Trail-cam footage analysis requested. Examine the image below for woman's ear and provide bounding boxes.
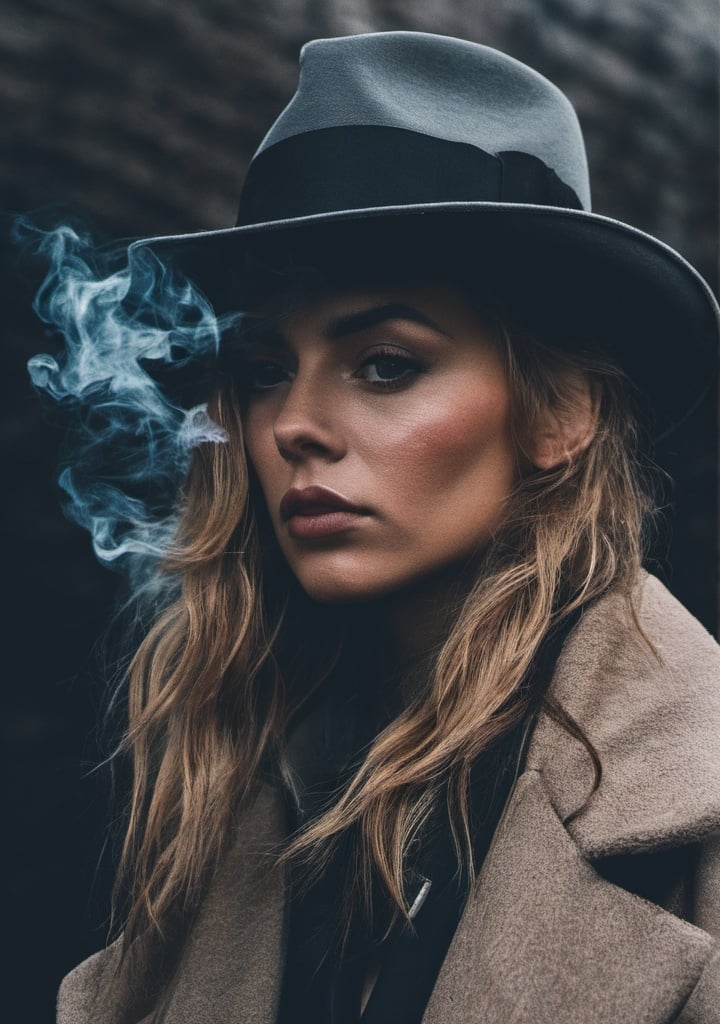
[526,371,600,471]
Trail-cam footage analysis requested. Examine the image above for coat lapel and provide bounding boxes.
[422,769,715,1024]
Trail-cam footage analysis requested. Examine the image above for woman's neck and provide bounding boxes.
[363,556,482,712]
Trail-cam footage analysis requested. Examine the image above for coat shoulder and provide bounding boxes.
[634,572,720,683]
[566,571,720,702]
[55,783,284,1024]
[57,940,125,1024]
[549,570,720,728]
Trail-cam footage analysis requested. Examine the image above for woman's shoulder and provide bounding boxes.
[57,939,129,1024]
[554,569,719,717]
[582,569,717,670]
[622,569,718,671]
[528,571,720,859]
[56,782,284,1024]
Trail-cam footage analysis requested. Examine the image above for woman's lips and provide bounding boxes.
[279,486,371,539]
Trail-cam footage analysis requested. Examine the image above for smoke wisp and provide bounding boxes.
[21,220,234,595]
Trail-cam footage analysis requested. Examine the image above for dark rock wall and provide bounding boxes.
[2,2,717,1021]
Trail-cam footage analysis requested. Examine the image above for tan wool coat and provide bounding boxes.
[58,573,720,1023]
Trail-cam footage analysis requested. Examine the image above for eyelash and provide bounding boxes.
[241,360,290,392]
[241,347,425,393]
[354,347,425,390]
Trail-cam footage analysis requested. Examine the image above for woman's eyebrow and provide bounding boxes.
[229,302,450,349]
[325,303,450,338]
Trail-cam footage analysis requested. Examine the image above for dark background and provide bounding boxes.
[2,1,718,1022]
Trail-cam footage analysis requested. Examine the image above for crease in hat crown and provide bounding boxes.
[254,31,591,212]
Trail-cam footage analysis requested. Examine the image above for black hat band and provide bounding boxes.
[235,125,582,227]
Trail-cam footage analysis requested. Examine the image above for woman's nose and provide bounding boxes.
[272,373,346,463]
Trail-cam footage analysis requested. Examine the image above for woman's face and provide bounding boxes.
[240,283,519,603]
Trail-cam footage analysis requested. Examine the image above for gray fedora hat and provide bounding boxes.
[129,30,718,432]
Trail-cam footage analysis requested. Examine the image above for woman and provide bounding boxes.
[55,31,720,1024]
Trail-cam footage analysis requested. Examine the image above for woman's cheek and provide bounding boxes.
[360,388,514,494]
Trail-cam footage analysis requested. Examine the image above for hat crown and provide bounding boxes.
[255,31,591,212]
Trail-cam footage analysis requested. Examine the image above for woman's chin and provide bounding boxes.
[298,575,398,605]
[290,562,414,605]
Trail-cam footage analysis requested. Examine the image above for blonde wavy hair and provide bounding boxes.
[110,298,655,1011]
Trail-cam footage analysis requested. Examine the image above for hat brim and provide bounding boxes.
[128,202,719,438]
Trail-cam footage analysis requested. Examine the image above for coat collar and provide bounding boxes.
[129,574,720,1024]
[525,571,720,859]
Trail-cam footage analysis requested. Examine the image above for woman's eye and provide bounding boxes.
[355,352,423,387]
[242,360,293,391]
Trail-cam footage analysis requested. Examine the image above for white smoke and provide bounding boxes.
[21,220,234,590]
